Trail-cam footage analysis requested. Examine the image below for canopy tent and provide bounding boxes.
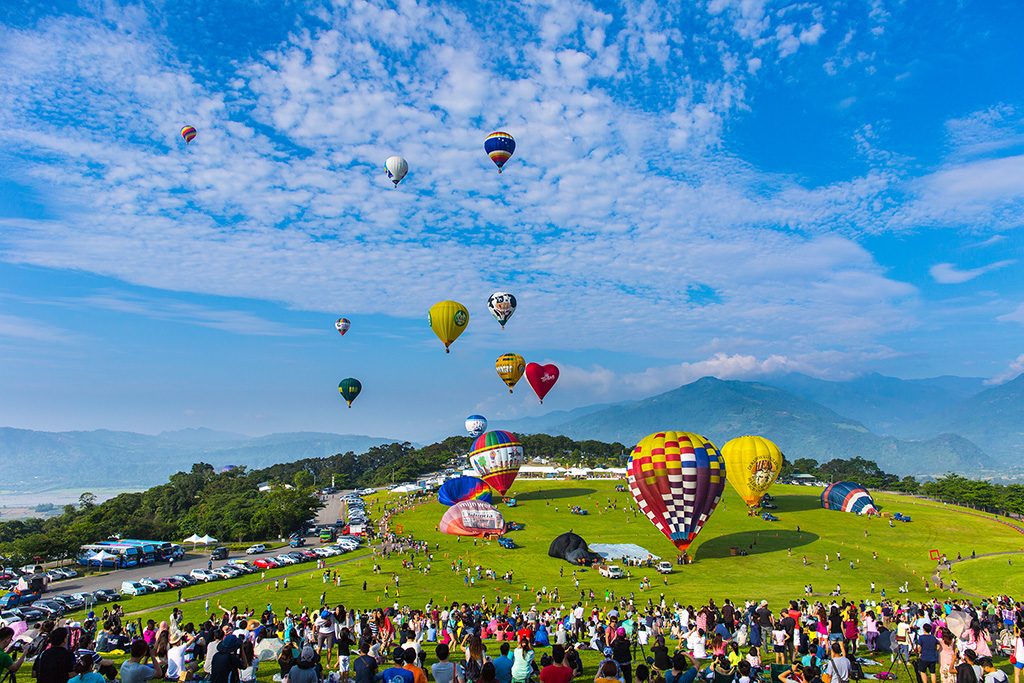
[197,534,218,544]
[85,550,120,567]
[183,534,202,543]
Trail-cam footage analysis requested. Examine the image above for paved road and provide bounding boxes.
[42,547,281,597]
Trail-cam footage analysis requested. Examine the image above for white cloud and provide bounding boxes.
[929,260,1015,284]
[997,303,1024,324]
[0,314,70,343]
[986,353,1024,385]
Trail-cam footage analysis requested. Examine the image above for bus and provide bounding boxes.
[118,539,181,561]
[78,543,143,568]
[99,540,156,564]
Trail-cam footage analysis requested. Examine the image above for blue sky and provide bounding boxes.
[2,0,1023,441]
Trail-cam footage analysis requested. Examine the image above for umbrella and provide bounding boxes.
[946,611,969,638]
[8,620,28,638]
[254,638,284,662]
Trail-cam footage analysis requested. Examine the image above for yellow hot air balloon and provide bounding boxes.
[721,435,784,508]
[428,300,469,353]
[495,353,525,393]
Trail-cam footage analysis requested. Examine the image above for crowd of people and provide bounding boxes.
[4,589,1023,683]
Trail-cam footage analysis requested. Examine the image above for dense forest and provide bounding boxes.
[4,434,1023,565]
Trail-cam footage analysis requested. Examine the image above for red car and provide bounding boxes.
[253,558,280,569]
[300,550,318,560]
[160,578,183,589]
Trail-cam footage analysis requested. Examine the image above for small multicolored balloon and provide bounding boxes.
[484,132,515,173]
[335,318,351,336]
[180,125,197,144]
[487,292,517,329]
[466,415,488,437]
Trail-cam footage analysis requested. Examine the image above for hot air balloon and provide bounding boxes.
[438,476,493,506]
[385,156,408,187]
[495,353,525,393]
[484,132,515,173]
[180,126,197,144]
[428,300,469,353]
[438,500,505,537]
[627,431,726,552]
[469,430,525,496]
[487,292,517,329]
[721,436,784,508]
[821,482,878,515]
[466,415,488,437]
[525,362,559,404]
[338,378,361,407]
[335,318,351,336]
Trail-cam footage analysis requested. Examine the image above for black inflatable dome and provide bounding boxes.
[548,531,604,565]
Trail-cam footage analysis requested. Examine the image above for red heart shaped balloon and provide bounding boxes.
[525,362,559,404]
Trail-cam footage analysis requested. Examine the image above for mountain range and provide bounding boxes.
[3,372,1023,492]
[0,428,399,492]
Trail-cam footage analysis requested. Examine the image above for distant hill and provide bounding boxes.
[493,402,625,435]
[906,373,1024,466]
[0,428,399,492]
[531,377,995,476]
[768,372,986,436]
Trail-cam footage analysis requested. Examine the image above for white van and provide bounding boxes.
[120,581,148,596]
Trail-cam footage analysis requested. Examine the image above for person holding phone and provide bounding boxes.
[1,626,28,683]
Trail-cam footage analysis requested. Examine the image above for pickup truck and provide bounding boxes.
[599,565,625,579]
[0,591,41,609]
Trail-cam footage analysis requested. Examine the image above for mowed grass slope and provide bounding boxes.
[118,481,1024,626]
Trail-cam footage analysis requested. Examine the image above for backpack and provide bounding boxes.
[464,657,481,683]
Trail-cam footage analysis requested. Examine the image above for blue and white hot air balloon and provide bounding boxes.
[465,415,488,437]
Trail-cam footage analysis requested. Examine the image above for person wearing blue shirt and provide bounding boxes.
[381,649,415,683]
[493,643,514,683]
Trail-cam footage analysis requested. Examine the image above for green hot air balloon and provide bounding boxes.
[338,378,362,408]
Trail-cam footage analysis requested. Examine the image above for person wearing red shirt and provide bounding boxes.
[540,645,574,683]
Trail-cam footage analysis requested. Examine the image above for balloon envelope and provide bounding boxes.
[627,431,726,551]
[487,292,517,328]
[438,476,493,506]
[335,318,351,336]
[438,500,505,537]
[821,481,878,515]
[338,378,362,407]
[385,156,408,186]
[469,430,525,496]
[180,125,196,144]
[721,435,784,507]
[484,132,515,172]
[465,415,488,437]
[495,353,525,392]
[525,362,559,404]
[428,300,469,352]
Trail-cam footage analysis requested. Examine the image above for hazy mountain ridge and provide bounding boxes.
[0,428,399,492]
[514,377,999,476]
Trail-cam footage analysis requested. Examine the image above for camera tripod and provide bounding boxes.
[885,647,917,681]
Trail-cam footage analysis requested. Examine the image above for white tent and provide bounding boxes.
[183,533,202,544]
[198,535,217,544]
[88,550,119,565]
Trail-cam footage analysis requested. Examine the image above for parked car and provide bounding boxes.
[253,558,279,569]
[50,568,78,579]
[656,561,673,574]
[29,600,64,617]
[51,594,85,610]
[497,538,515,549]
[70,592,96,605]
[10,607,47,623]
[120,581,148,596]
[172,574,197,586]
[139,578,165,592]
[159,577,183,589]
[92,589,121,602]
[275,555,298,565]
[210,547,229,561]
[212,568,237,579]
[246,544,266,555]
[189,569,217,582]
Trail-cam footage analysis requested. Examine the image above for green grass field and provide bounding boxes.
[101,481,1024,628]
[64,480,1024,682]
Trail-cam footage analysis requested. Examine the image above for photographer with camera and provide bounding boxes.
[1,626,28,683]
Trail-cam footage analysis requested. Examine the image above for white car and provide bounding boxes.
[245,544,266,555]
[656,561,673,574]
[190,569,217,582]
[212,568,238,579]
[275,555,297,565]
[120,581,148,596]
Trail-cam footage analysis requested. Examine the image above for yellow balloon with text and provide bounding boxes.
[428,300,469,353]
[721,435,784,508]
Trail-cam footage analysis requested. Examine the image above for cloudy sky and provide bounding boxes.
[1,0,1023,441]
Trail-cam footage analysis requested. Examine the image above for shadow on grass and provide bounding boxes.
[773,494,829,513]
[513,487,597,501]
[695,529,820,560]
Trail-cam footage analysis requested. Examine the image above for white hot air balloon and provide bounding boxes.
[385,156,409,187]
